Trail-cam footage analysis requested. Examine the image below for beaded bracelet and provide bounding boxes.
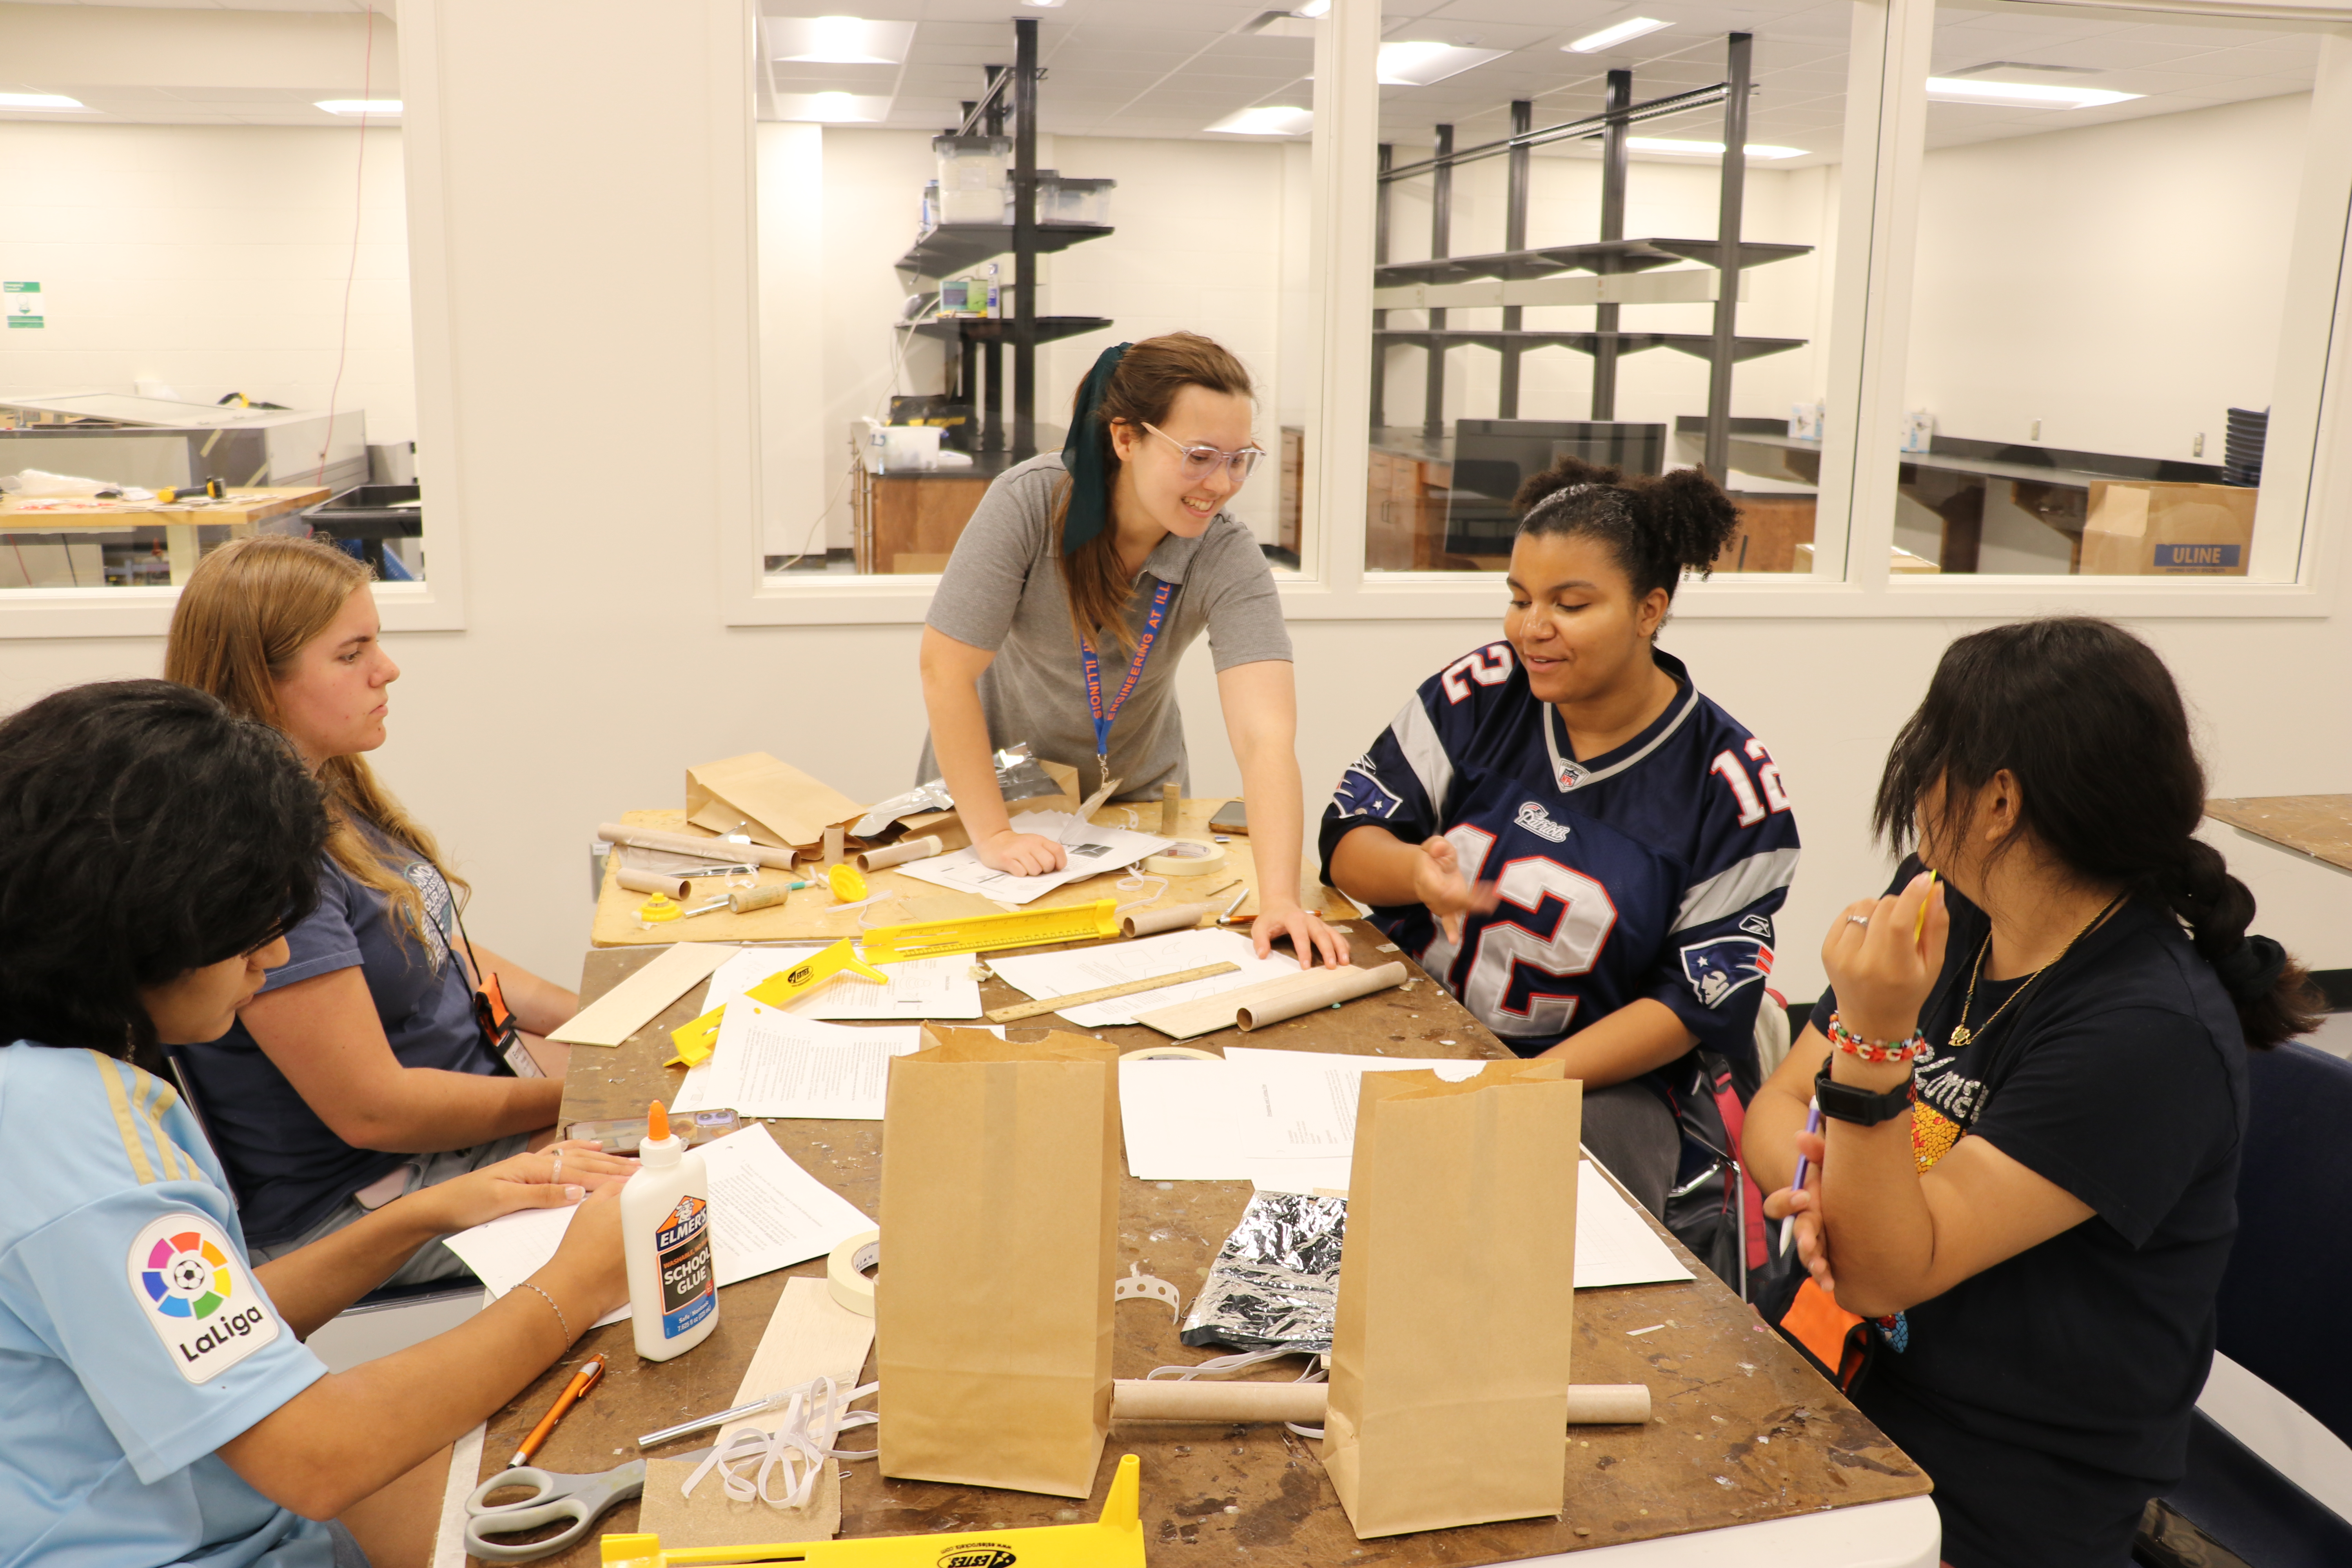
[1826,1012,1929,1065]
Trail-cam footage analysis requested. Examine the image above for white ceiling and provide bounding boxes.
[759,0,2322,166]
[0,2,398,127]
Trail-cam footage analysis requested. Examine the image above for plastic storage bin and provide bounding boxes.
[934,135,1011,225]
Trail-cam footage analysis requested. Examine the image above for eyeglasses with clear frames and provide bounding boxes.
[1138,422,1267,484]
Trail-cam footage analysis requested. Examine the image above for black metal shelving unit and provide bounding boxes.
[1373,34,1808,481]
[885,20,1112,461]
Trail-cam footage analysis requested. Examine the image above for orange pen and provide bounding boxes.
[510,1352,606,1469]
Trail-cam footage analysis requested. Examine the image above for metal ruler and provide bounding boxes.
[861,898,1122,963]
[985,961,1241,1024]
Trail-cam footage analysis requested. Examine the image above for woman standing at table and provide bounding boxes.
[918,332,1345,967]
[164,535,580,1282]
[1320,457,1798,1218]
[1754,618,2319,1565]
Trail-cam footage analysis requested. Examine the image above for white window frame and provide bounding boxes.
[703,0,2345,628]
[0,0,470,641]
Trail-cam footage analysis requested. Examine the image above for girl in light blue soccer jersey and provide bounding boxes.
[0,681,633,1568]
[1323,459,1799,1221]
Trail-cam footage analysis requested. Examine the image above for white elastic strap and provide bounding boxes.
[1115,863,1169,915]
[681,1376,881,1510]
[1145,1348,1321,1382]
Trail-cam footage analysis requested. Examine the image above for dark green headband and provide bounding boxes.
[1060,341,1133,555]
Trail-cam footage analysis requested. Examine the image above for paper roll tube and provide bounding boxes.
[729,882,794,914]
[1234,962,1410,1031]
[856,835,943,873]
[1111,1380,1647,1426]
[598,821,797,871]
[614,868,691,900]
[1120,903,1216,939]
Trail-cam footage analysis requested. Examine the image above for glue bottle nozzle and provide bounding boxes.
[647,1101,670,1143]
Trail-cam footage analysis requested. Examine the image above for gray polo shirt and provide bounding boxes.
[920,453,1292,801]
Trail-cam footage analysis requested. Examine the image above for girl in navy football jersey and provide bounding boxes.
[1321,459,1799,1216]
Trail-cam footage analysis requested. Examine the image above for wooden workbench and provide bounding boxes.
[459,927,1927,1564]
[0,485,328,586]
[2205,795,2352,876]
[590,804,1357,947]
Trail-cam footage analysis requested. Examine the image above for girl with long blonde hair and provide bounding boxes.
[165,534,579,1281]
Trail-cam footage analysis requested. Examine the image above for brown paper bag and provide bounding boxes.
[1322,1059,1582,1538]
[876,1025,1121,1498]
[686,752,866,851]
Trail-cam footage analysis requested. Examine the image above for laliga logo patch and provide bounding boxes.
[1679,936,1772,1010]
[126,1213,278,1384]
[937,1545,1018,1568]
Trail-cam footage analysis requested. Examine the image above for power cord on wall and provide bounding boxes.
[314,4,378,487]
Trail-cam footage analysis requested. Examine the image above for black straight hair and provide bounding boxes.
[0,680,328,1066]
[1511,456,1742,609]
[1873,617,2319,1050]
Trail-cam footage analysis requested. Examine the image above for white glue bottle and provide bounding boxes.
[621,1100,717,1360]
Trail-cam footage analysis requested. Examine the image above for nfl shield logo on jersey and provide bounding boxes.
[1556,759,1590,790]
[1679,935,1773,1009]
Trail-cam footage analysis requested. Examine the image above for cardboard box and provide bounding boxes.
[2081,481,2254,576]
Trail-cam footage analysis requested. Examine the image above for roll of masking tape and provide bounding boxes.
[1143,839,1227,877]
[828,1228,880,1317]
[1120,1045,1222,1062]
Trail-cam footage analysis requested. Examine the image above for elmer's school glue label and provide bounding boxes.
[621,1101,717,1360]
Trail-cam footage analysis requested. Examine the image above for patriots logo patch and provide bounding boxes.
[1332,755,1402,820]
[1680,936,1773,1010]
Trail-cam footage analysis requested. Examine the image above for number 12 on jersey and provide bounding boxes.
[1710,739,1792,829]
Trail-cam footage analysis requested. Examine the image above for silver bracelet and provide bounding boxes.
[515,1281,570,1341]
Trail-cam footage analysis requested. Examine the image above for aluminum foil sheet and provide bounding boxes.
[1179,1191,1349,1353]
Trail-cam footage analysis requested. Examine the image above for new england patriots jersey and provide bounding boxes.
[1318,644,1800,1069]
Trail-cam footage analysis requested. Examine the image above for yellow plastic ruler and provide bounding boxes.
[665,939,887,1065]
[601,1454,1144,1567]
[860,898,1122,963]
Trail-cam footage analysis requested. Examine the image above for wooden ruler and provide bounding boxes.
[985,961,1241,1024]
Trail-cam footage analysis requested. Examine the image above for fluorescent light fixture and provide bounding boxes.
[1566,17,1671,54]
[0,92,87,111]
[1206,105,1314,136]
[769,15,916,65]
[1378,42,1509,87]
[1627,136,1806,159]
[775,91,889,123]
[316,100,402,116]
[1292,0,1331,14]
[1018,0,1065,7]
[1924,77,2139,110]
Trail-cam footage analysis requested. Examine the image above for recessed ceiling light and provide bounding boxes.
[1206,105,1314,136]
[1377,42,1508,87]
[316,100,402,116]
[776,91,888,123]
[1626,136,1806,159]
[0,92,87,111]
[1565,18,1671,54]
[1924,77,2140,110]
[770,16,917,66]
[1018,0,1065,7]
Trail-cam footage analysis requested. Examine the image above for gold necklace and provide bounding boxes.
[1946,895,2123,1051]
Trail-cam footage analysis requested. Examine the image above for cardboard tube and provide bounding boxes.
[1121,903,1216,939]
[1234,962,1410,1031]
[857,835,942,873]
[1111,1380,1647,1426]
[822,826,845,869]
[598,821,796,871]
[1161,783,1181,835]
[730,882,795,914]
[614,868,691,900]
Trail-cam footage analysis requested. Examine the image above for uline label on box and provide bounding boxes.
[2154,543,2241,571]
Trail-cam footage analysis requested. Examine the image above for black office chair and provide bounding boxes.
[2137,1040,2352,1566]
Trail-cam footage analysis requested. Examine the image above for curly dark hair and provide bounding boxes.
[0,679,328,1063]
[1874,617,2320,1051]
[1511,456,1742,607]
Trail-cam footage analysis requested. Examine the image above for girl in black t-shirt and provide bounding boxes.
[1746,617,2321,1568]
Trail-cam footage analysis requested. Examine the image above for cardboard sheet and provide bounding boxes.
[545,942,734,1046]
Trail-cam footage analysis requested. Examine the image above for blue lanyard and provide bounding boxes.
[1078,580,1176,777]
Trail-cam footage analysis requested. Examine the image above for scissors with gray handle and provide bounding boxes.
[463,1446,713,1562]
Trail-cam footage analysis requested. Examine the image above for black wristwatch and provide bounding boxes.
[1814,1056,1916,1127]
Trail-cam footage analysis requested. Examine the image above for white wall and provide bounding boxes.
[1906,92,2309,461]
[0,0,2343,1008]
[0,121,416,443]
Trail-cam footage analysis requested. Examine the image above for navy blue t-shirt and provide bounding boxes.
[1808,865,2248,1567]
[1318,644,1800,1076]
[181,835,499,1247]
